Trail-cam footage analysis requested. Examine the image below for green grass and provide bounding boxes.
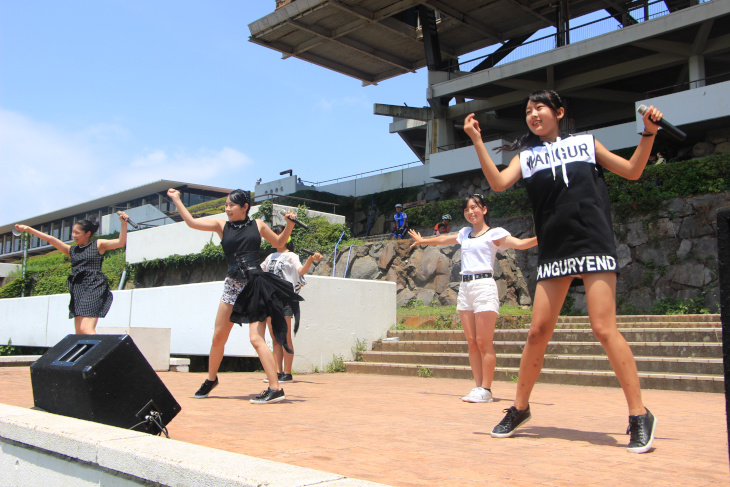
[397,303,531,317]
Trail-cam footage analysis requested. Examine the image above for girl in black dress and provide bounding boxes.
[464,90,663,453]
[14,213,130,334]
[168,188,299,404]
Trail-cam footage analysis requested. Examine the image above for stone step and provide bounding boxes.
[344,362,724,393]
[557,314,721,323]
[552,321,721,329]
[387,328,722,343]
[360,351,724,375]
[374,340,723,358]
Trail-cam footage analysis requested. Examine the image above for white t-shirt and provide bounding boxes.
[456,227,511,275]
[261,251,306,293]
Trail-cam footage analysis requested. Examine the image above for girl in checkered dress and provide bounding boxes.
[14,213,130,334]
[409,195,537,404]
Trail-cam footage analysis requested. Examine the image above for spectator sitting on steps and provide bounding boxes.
[392,203,408,239]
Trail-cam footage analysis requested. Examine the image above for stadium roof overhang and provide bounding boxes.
[248,0,613,85]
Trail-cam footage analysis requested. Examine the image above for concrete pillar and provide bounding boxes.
[689,54,705,89]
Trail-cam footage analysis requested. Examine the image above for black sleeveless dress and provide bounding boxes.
[520,134,618,281]
[67,241,113,318]
[223,219,302,352]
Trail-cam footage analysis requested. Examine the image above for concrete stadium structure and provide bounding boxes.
[251,0,730,198]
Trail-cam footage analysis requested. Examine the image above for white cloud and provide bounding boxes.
[0,109,252,225]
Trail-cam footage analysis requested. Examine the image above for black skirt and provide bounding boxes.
[230,268,303,353]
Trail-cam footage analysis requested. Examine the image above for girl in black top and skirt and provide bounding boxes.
[464,90,663,453]
[14,213,130,334]
[168,188,300,404]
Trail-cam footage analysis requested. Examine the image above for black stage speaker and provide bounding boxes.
[30,334,181,435]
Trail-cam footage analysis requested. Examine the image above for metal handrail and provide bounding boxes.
[451,0,677,74]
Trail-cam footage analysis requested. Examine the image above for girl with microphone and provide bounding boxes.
[464,90,662,452]
[260,226,322,383]
[409,195,537,404]
[13,212,130,334]
[167,188,300,404]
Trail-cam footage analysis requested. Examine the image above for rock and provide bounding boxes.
[396,289,417,307]
[666,262,713,287]
[676,239,692,259]
[617,243,632,268]
[348,257,380,280]
[377,242,396,270]
[416,288,437,306]
[424,185,441,201]
[692,142,715,158]
[715,142,730,154]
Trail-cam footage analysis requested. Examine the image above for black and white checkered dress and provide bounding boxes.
[67,241,113,318]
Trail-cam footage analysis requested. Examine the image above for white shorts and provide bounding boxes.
[457,278,500,314]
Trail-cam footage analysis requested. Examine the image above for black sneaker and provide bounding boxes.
[250,387,286,404]
[279,373,293,382]
[263,372,285,384]
[491,405,531,438]
[626,408,657,453]
[193,377,218,398]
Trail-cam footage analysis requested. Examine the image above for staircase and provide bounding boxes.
[345,315,724,393]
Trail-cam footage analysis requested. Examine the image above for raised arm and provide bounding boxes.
[97,211,129,253]
[14,224,71,257]
[298,252,322,276]
[408,229,458,248]
[595,105,663,180]
[258,211,296,248]
[464,113,523,192]
[167,188,225,236]
[495,235,537,251]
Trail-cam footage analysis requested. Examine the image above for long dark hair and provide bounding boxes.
[463,194,490,225]
[498,90,565,153]
[228,189,251,218]
[75,219,99,235]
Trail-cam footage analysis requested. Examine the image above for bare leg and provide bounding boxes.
[207,301,235,381]
[250,321,280,389]
[459,311,483,387]
[266,319,284,374]
[282,317,294,375]
[513,276,573,410]
[74,316,99,334]
[583,273,646,415]
[473,311,498,390]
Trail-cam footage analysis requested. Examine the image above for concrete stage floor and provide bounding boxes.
[1,367,727,486]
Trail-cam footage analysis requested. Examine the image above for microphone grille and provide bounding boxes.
[637,104,648,115]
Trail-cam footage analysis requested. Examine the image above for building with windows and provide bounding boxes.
[0,180,231,263]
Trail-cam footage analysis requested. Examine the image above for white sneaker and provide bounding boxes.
[462,387,493,403]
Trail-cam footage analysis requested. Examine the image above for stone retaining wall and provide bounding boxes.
[314,193,729,314]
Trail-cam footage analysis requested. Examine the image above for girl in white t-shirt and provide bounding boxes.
[261,225,323,382]
[409,195,537,403]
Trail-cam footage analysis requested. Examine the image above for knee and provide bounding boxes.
[526,322,552,346]
[591,325,619,345]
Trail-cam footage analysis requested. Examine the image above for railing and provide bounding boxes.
[305,160,423,187]
[450,0,705,74]
[253,193,340,214]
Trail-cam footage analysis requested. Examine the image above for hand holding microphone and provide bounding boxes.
[301,249,323,261]
[637,104,686,141]
[281,211,309,229]
[117,211,139,229]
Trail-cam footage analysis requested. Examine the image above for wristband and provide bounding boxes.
[640,132,656,137]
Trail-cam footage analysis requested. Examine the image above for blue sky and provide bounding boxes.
[0,1,432,225]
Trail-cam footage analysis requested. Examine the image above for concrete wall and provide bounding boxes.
[0,276,396,372]
[315,164,438,198]
[0,263,20,278]
[636,80,730,132]
[0,403,387,487]
[125,205,345,265]
[101,204,173,234]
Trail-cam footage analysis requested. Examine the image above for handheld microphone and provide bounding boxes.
[117,211,140,229]
[301,249,315,256]
[280,211,309,229]
[637,105,686,141]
